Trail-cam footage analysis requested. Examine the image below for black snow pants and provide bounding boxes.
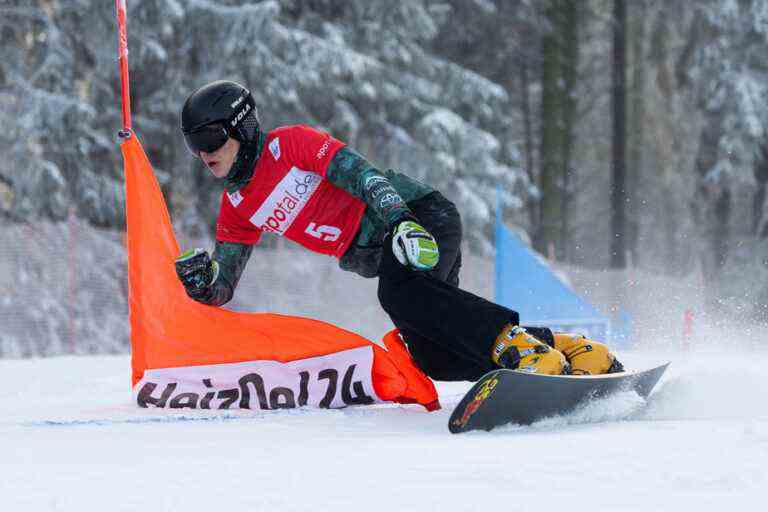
[377,192,520,381]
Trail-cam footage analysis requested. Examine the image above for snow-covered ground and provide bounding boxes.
[1,347,766,512]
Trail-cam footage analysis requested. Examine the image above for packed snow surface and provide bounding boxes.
[1,348,766,511]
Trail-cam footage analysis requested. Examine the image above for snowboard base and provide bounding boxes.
[449,363,669,434]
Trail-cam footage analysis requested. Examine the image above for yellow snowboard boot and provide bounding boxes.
[552,333,624,375]
[491,325,568,375]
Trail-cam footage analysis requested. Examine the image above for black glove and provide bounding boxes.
[175,248,219,302]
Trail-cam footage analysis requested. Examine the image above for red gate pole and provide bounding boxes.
[68,207,77,354]
[682,309,694,351]
[115,0,132,138]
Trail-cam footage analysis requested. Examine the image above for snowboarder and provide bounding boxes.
[175,80,623,381]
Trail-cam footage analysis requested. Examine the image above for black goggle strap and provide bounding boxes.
[183,124,229,157]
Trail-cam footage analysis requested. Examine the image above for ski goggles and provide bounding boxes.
[183,123,229,157]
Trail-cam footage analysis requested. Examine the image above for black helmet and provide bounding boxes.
[180,80,260,155]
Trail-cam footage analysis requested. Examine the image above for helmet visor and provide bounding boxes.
[183,123,229,157]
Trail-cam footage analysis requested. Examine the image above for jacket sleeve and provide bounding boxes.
[196,241,254,306]
[326,147,415,228]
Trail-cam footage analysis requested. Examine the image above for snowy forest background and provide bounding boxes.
[1,0,767,357]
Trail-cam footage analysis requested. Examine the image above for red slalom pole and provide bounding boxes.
[682,309,693,351]
[115,0,132,137]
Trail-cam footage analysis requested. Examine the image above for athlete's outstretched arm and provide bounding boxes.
[208,241,254,306]
[326,147,415,227]
[174,241,255,306]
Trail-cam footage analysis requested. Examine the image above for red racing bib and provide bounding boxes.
[215,125,367,257]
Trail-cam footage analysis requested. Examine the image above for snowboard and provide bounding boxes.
[448,362,669,434]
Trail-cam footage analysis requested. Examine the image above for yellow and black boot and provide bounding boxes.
[491,325,568,375]
[552,333,624,375]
